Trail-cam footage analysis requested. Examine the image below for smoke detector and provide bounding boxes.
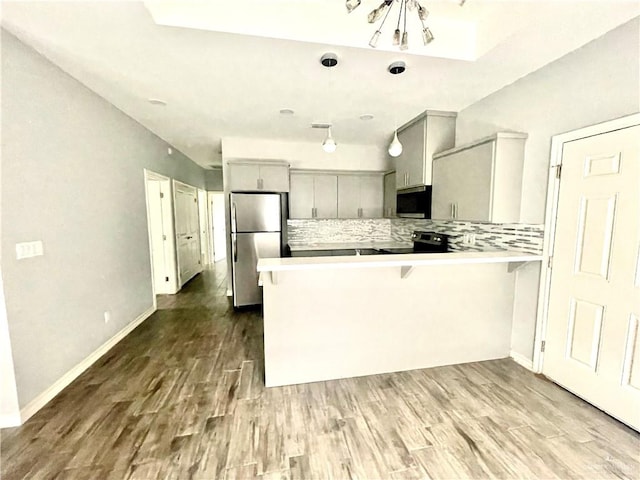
[320,53,339,68]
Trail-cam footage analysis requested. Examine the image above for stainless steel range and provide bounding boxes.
[377,231,449,254]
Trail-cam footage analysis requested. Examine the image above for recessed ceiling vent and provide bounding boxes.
[320,53,338,68]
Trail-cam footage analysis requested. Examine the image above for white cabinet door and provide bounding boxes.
[432,133,526,222]
[337,175,360,218]
[228,163,289,192]
[314,175,338,219]
[453,142,493,221]
[432,144,493,221]
[383,172,396,218]
[397,120,425,188]
[289,174,314,219]
[260,165,290,192]
[360,175,383,218]
[432,158,457,220]
[228,163,260,191]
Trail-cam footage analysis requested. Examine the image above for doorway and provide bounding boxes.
[538,114,639,430]
[144,170,178,295]
[209,191,227,262]
[198,189,210,266]
[173,180,202,286]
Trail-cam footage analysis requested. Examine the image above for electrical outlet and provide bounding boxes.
[16,241,44,259]
[462,233,476,245]
[104,311,111,324]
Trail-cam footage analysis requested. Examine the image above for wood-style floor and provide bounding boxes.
[1,264,639,480]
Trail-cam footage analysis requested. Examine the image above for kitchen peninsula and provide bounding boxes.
[257,250,542,387]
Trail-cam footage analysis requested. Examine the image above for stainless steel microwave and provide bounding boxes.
[396,186,432,218]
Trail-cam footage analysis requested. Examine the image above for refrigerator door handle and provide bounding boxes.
[233,234,238,263]
[232,202,238,233]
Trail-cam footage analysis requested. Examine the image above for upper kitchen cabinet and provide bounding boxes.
[395,110,456,190]
[290,172,338,219]
[337,173,384,218]
[227,160,290,192]
[431,132,528,223]
[383,172,397,218]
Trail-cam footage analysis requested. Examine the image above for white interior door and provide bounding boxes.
[543,124,639,430]
[147,181,168,291]
[174,181,201,286]
[144,171,178,295]
[198,189,209,265]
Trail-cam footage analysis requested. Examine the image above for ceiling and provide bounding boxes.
[2,1,639,168]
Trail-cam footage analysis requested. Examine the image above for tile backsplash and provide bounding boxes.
[288,218,543,254]
[391,219,544,254]
[288,219,392,244]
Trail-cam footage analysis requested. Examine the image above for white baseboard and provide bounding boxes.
[0,413,21,428]
[510,350,534,371]
[19,305,156,424]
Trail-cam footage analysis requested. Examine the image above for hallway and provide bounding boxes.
[1,264,639,479]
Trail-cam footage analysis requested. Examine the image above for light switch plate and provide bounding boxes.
[16,241,44,259]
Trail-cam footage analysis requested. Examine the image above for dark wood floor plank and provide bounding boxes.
[1,264,638,480]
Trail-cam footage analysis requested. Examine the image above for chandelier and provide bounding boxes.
[346,0,461,50]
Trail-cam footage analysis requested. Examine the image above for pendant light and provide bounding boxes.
[387,61,404,157]
[388,130,403,157]
[322,127,337,153]
[345,0,452,50]
[318,53,338,153]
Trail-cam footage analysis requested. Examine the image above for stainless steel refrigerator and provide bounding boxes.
[230,192,287,307]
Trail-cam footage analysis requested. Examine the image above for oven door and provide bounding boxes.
[396,186,432,218]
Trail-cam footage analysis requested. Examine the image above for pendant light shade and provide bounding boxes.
[388,130,403,157]
[322,127,337,153]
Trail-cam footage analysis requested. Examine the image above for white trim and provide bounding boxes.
[19,305,156,424]
[433,131,528,160]
[144,169,170,182]
[510,351,534,371]
[533,112,640,374]
[144,170,178,295]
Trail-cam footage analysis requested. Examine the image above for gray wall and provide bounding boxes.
[205,168,223,191]
[1,30,206,408]
[456,17,640,224]
[456,18,639,361]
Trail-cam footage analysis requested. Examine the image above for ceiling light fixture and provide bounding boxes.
[312,123,338,153]
[388,61,406,74]
[279,108,295,115]
[360,113,375,121]
[347,0,462,50]
[388,131,403,157]
[322,127,337,153]
[386,61,404,157]
[148,98,167,106]
[320,53,339,68]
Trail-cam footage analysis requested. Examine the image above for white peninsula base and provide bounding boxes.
[258,252,541,388]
